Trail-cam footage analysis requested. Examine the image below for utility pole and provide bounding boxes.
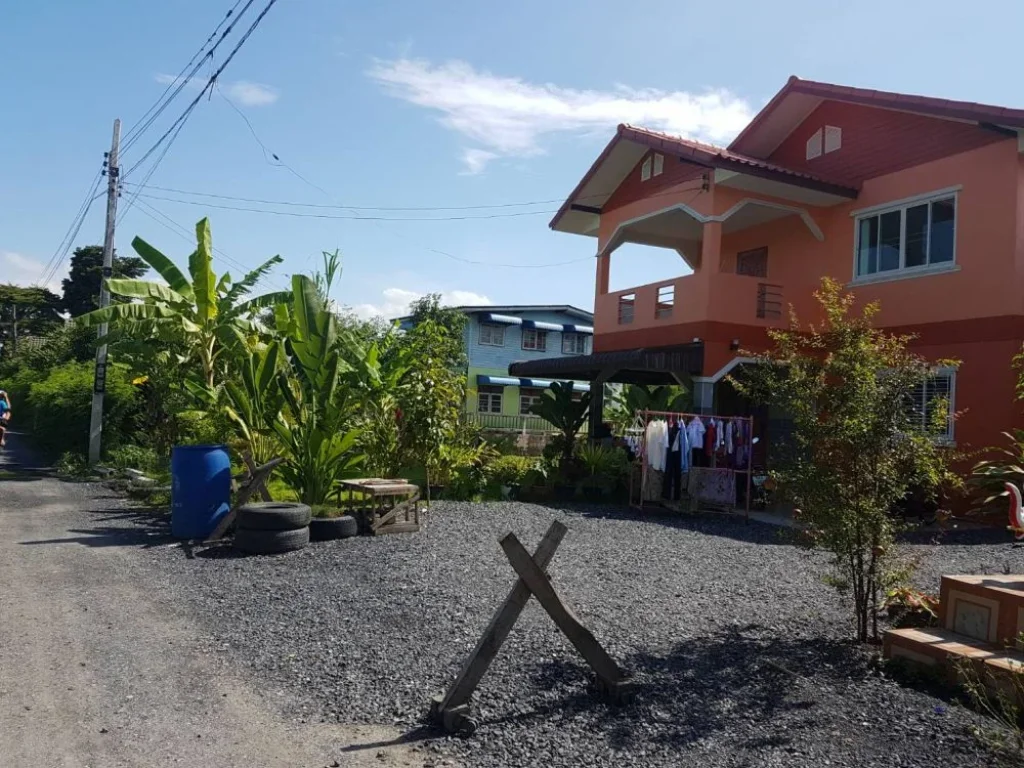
[88,119,120,465]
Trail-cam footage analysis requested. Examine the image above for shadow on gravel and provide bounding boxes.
[898,526,1016,547]
[548,503,803,547]
[19,506,174,549]
[487,625,865,753]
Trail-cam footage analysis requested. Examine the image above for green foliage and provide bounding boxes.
[55,451,91,478]
[606,384,690,432]
[25,360,138,458]
[75,218,290,393]
[577,442,631,495]
[61,245,148,317]
[106,444,161,474]
[487,455,538,486]
[529,381,591,468]
[970,429,1024,512]
[731,278,959,643]
[226,275,367,505]
[954,645,1024,762]
[0,284,64,356]
[391,297,467,482]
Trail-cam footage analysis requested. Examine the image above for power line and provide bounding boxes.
[121,175,709,215]
[128,191,558,221]
[132,197,290,291]
[125,182,564,211]
[121,0,248,151]
[37,169,104,288]
[121,0,279,181]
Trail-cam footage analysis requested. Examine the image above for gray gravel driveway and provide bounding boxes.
[0,441,427,768]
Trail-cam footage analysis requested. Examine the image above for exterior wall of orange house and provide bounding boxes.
[591,135,1024,458]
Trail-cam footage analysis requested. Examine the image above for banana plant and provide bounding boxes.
[226,274,368,505]
[529,381,591,468]
[75,218,291,394]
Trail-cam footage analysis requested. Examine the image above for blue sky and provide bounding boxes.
[3,0,1024,319]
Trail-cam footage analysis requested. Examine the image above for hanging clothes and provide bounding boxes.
[704,419,717,459]
[686,417,706,468]
[662,422,684,501]
[725,421,735,455]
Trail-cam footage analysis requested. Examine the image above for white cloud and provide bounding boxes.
[368,58,753,173]
[154,73,280,106]
[0,251,64,294]
[349,287,492,321]
[460,148,499,175]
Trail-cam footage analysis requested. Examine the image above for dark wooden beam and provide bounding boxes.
[570,203,602,214]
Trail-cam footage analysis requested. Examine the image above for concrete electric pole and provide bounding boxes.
[88,119,121,465]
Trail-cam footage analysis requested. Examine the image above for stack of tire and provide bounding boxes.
[234,502,312,555]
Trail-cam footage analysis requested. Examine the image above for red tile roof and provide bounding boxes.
[549,123,857,230]
[619,125,852,189]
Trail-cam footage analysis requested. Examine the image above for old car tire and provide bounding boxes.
[234,526,310,555]
[309,515,359,541]
[236,502,312,531]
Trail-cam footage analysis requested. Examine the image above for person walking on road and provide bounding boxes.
[0,390,12,447]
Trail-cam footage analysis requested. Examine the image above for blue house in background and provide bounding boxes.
[401,304,594,430]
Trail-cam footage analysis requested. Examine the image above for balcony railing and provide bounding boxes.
[463,411,557,433]
[756,283,783,319]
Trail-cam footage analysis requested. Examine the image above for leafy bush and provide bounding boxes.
[54,451,90,477]
[577,442,631,495]
[487,455,537,486]
[25,360,138,458]
[106,444,161,474]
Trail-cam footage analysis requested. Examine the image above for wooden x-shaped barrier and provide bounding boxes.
[430,520,632,734]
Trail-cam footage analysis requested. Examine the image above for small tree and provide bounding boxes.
[733,278,957,643]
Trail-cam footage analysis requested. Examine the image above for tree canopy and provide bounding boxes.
[61,245,148,317]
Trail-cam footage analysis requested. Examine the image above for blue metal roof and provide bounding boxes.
[477,375,590,392]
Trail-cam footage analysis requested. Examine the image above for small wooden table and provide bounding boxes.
[340,478,421,535]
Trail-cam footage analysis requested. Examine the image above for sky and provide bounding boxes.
[3,0,1024,320]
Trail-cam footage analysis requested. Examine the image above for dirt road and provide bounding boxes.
[0,443,428,768]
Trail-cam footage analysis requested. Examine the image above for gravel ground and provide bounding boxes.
[119,499,1024,768]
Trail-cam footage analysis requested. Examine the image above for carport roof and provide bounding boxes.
[508,342,704,385]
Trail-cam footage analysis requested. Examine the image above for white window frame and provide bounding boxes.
[653,153,664,177]
[477,386,503,414]
[850,188,959,285]
[905,367,956,443]
[562,333,588,355]
[519,387,545,415]
[521,328,547,352]
[478,323,505,347]
[641,156,652,182]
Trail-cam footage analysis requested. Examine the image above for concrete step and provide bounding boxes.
[940,574,1024,646]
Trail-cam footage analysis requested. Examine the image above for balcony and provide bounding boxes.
[595,272,784,334]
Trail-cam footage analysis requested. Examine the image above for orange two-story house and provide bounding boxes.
[510,76,1024,464]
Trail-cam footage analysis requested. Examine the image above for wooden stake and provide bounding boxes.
[431,521,567,721]
[500,532,629,693]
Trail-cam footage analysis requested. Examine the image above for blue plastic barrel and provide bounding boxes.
[170,444,232,539]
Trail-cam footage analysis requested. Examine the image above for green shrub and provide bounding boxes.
[487,455,537,486]
[25,360,138,458]
[55,451,90,477]
[106,444,161,474]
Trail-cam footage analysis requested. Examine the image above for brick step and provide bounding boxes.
[884,626,1024,700]
[940,574,1024,646]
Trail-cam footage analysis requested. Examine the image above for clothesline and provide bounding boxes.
[630,409,754,521]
